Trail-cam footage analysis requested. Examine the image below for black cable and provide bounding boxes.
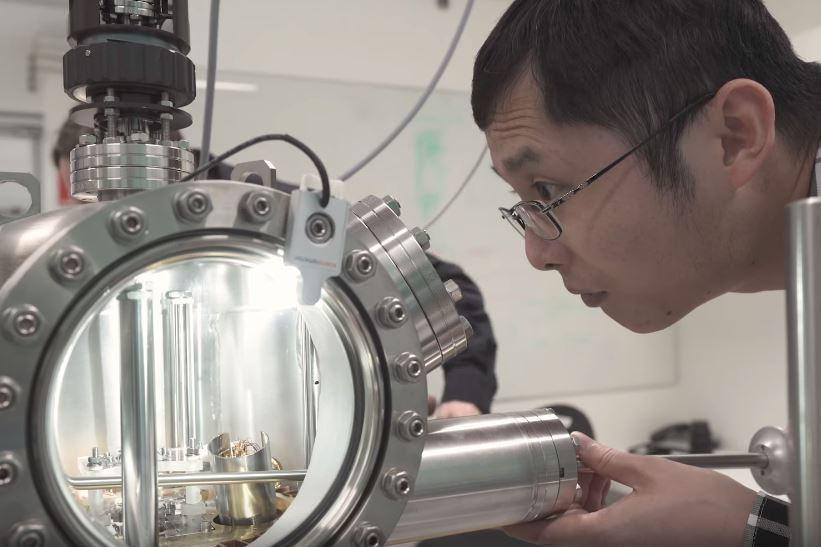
[198,0,220,179]
[423,144,487,230]
[180,134,331,207]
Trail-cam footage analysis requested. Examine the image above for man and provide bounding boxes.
[472,1,820,545]
[52,118,498,418]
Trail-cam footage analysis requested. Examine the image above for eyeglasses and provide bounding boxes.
[498,92,716,240]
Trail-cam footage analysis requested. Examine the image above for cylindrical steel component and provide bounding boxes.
[66,469,307,490]
[387,409,578,545]
[786,197,821,546]
[208,432,278,525]
[117,285,157,547]
[162,291,197,458]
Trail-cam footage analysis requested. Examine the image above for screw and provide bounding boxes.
[393,353,424,383]
[240,191,274,223]
[378,297,407,328]
[344,250,376,282]
[78,134,97,146]
[383,195,401,216]
[443,279,462,303]
[0,460,17,486]
[305,213,334,244]
[354,523,385,547]
[50,248,88,284]
[13,312,38,337]
[84,49,91,57]
[396,410,425,441]
[9,523,46,547]
[175,190,212,223]
[460,315,473,340]
[381,468,413,499]
[411,227,431,250]
[109,207,147,241]
[0,380,18,411]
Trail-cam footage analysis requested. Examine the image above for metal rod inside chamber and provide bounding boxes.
[118,285,157,547]
[67,469,307,490]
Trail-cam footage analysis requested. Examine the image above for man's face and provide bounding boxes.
[485,73,741,333]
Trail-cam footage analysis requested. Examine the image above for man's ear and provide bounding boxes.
[706,79,776,190]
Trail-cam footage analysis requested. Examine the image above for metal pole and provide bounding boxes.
[656,453,769,469]
[786,197,821,546]
[118,285,157,547]
[67,469,308,490]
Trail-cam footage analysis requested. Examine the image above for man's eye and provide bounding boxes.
[533,181,563,201]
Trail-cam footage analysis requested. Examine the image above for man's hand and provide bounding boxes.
[435,400,481,418]
[505,433,758,547]
[426,396,481,418]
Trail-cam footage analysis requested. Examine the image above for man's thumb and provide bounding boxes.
[573,432,647,488]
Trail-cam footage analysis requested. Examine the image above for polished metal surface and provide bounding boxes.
[70,142,194,201]
[388,409,579,545]
[786,197,821,546]
[67,469,308,490]
[208,432,277,525]
[351,196,468,372]
[1,184,458,546]
[118,285,157,547]
[749,426,790,495]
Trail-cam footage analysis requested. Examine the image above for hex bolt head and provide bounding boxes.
[174,190,212,223]
[378,297,407,328]
[460,315,474,341]
[396,410,425,441]
[240,191,274,223]
[443,279,462,303]
[344,250,376,282]
[9,523,46,547]
[78,134,97,146]
[354,523,385,547]
[383,195,401,216]
[0,381,18,411]
[411,227,431,250]
[305,213,334,244]
[381,468,413,499]
[0,460,17,486]
[109,207,147,241]
[393,353,424,383]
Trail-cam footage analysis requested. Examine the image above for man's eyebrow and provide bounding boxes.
[499,147,542,173]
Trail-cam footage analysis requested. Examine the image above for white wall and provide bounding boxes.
[4,0,821,452]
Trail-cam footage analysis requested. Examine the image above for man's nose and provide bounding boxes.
[525,230,568,271]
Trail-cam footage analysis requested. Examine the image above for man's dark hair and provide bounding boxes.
[51,119,86,168]
[472,0,821,199]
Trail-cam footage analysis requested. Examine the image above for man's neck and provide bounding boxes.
[734,144,817,293]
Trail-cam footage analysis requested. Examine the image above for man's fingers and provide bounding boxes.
[573,432,648,488]
[504,511,599,545]
[584,474,610,512]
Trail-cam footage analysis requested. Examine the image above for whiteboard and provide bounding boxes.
[184,70,676,403]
